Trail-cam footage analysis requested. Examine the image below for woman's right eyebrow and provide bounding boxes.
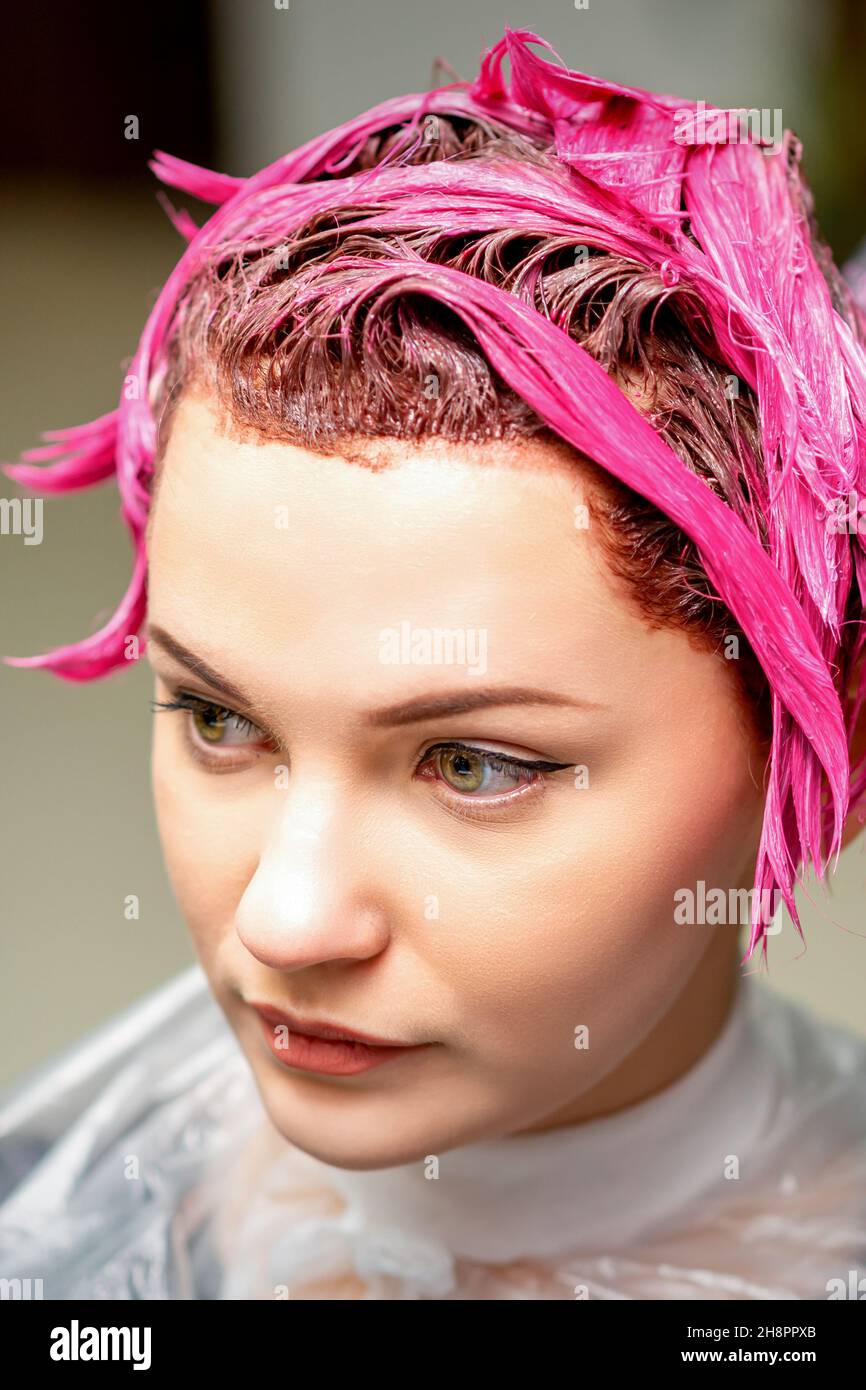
[145,625,251,708]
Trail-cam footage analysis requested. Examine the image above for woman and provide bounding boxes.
[1,26,865,1300]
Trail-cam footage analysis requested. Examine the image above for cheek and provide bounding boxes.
[150,718,258,964]
[426,839,712,1086]
[423,728,763,1082]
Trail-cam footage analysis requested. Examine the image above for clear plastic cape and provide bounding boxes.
[1,964,865,1300]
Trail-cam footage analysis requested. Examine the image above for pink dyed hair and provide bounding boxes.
[4,27,866,962]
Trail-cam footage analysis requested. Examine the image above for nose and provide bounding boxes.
[233,778,391,970]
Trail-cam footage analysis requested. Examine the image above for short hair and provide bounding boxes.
[6,26,866,962]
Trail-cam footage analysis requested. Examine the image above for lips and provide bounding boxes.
[248,1002,432,1077]
[249,1001,413,1047]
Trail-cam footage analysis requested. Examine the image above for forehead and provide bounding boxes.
[144,391,659,707]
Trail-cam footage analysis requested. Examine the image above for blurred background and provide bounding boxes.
[1,0,865,1089]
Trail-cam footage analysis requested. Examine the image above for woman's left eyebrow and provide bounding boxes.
[365,687,603,727]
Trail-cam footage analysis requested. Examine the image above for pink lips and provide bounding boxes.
[249,1002,432,1076]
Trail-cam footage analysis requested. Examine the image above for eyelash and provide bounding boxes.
[150,693,276,766]
[151,694,261,739]
[414,741,572,822]
[150,691,574,810]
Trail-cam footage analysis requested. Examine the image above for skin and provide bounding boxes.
[145,387,777,1172]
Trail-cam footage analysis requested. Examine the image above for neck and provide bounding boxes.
[317,966,774,1263]
[216,945,778,1284]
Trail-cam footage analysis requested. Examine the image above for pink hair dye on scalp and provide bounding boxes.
[4,26,866,963]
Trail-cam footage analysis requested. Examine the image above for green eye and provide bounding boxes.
[422,741,575,801]
[439,747,487,792]
[150,694,264,750]
[433,745,539,797]
[192,705,231,744]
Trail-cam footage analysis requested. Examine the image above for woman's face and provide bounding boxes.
[146,389,766,1169]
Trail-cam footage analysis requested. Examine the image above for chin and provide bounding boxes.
[262,1101,449,1171]
[248,1059,500,1170]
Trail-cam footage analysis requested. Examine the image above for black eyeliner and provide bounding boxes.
[419,740,574,773]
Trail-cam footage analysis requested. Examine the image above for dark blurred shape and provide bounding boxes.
[807,0,866,263]
[1,0,215,181]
